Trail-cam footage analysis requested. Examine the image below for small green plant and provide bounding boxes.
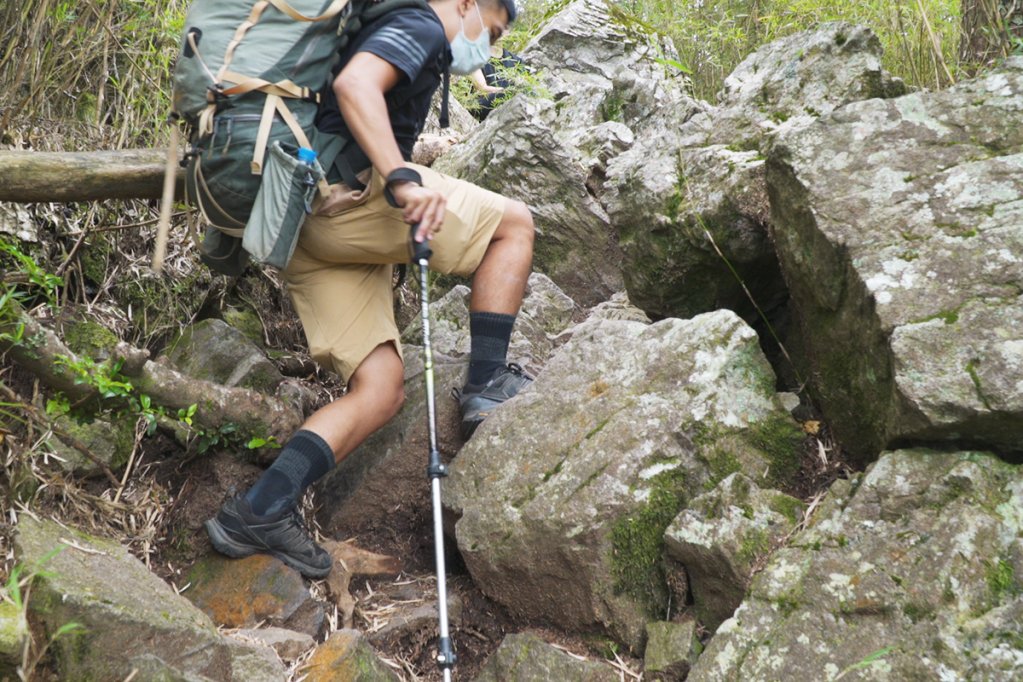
[0,239,63,309]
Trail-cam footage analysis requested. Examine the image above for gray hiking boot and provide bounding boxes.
[204,496,332,579]
[457,363,533,440]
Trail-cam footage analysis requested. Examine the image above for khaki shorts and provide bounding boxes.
[284,162,506,383]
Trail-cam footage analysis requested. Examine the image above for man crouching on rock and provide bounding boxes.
[204,0,534,579]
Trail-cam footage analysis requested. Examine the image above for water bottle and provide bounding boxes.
[297,146,318,214]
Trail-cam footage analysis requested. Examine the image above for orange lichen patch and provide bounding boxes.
[185,553,310,628]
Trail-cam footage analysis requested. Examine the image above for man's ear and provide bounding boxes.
[456,0,475,18]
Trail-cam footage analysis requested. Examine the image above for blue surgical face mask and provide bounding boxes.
[449,4,491,75]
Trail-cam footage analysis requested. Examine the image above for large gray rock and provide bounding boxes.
[435,0,700,305]
[446,309,804,651]
[165,318,284,395]
[474,632,617,682]
[767,58,1023,457]
[606,23,908,324]
[690,449,1023,681]
[664,473,804,632]
[14,517,286,681]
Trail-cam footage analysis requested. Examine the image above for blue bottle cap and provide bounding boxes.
[297,147,317,163]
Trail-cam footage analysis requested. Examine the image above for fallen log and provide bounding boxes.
[0,149,185,203]
[2,310,305,453]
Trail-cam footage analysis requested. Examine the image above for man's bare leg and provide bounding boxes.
[302,342,406,463]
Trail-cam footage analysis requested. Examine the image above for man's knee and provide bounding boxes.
[349,344,406,419]
[496,199,535,250]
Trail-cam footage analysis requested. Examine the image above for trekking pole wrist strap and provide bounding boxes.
[384,167,423,208]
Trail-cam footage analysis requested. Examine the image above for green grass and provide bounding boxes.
[616,0,963,100]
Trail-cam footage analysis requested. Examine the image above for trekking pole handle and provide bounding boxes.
[409,222,433,263]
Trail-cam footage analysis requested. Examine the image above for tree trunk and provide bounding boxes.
[1,309,306,456]
[0,149,184,203]
[961,0,1022,68]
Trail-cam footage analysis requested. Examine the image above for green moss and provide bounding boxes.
[965,359,993,411]
[586,418,610,440]
[64,319,119,359]
[767,493,803,524]
[222,307,264,348]
[747,413,804,485]
[600,90,626,123]
[914,309,960,325]
[542,460,564,483]
[902,601,934,623]
[737,528,772,564]
[705,446,742,487]
[776,595,799,617]
[609,467,688,616]
[986,559,1018,600]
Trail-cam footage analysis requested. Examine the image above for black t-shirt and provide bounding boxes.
[316,7,449,173]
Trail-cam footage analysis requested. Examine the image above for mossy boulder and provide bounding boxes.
[446,309,802,651]
[165,318,283,395]
[475,632,617,682]
[767,58,1023,457]
[664,473,804,632]
[689,450,1023,681]
[13,516,286,681]
[46,414,135,476]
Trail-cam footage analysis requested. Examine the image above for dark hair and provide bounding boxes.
[481,0,517,23]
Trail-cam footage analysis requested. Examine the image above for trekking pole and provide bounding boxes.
[410,224,456,681]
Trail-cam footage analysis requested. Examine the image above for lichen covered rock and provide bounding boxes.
[767,58,1023,456]
[690,450,1023,681]
[664,473,803,631]
[14,517,285,681]
[446,309,803,650]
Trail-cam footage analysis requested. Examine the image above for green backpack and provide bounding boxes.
[171,0,430,275]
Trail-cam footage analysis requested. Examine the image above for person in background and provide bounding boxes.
[469,40,524,121]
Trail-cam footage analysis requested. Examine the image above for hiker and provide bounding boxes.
[468,41,525,121]
[204,0,533,579]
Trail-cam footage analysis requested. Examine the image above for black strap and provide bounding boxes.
[440,66,451,129]
[383,167,423,208]
[334,148,367,192]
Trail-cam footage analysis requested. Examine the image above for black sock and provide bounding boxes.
[243,430,335,517]
[468,311,515,386]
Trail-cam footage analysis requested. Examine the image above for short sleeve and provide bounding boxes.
[357,10,448,83]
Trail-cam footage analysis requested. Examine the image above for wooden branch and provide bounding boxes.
[2,312,305,449]
[0,149,185,203]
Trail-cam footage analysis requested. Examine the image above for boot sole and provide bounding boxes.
[204,518,332,579]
